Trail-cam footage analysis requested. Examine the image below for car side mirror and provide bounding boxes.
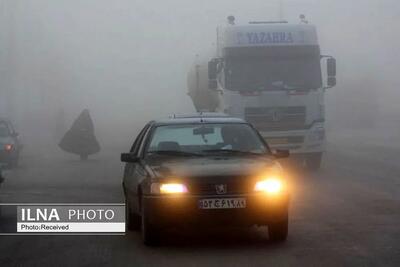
[121,153,139,163]
[273,149,290,159]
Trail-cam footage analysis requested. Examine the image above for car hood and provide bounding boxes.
[145,156,280,181]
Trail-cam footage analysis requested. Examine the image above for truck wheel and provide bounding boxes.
[268,211,288,242]
[141,198,160,246]
[305,152,322,171]
[125,197,141,231]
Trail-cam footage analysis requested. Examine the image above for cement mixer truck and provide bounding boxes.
[187,16,337,170]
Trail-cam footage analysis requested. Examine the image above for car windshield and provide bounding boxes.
[146,123,268,156]
[0,123,10,137]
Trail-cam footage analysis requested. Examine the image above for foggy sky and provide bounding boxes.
[0,0,399,147]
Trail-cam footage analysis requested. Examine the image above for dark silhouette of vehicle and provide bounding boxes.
[0,118,22,168]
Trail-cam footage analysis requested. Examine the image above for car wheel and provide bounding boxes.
[268,211,288,242]
[125,197,141,231]
[304,152,322,171]
[141,198,160,246]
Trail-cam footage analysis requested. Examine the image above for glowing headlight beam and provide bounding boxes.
[151,183,188,194]
[254,178,283,194]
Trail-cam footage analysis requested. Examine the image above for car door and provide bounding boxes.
[123,123,151,213]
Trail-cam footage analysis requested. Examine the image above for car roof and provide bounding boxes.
[152,113,247,126]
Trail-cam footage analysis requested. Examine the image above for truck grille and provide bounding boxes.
[245,106,306,131]
[265,136,304,145]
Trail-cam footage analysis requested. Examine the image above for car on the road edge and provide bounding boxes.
[0,118,22,168]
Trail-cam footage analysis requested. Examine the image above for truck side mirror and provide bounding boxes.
[327,77,336,87]
[327,58,336,77]
[326,57,336,88]
[208,60,218,80]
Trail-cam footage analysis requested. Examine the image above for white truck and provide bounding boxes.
[187,16,336,170]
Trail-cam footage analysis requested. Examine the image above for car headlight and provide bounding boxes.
[4,144,13,151]
[151,183,188,194]
[254,177,284,194]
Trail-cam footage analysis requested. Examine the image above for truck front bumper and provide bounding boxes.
[261,124,326,154]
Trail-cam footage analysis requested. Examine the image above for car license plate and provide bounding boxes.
[198,198,246,209]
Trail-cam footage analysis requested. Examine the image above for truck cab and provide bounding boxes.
[188,18,336,170]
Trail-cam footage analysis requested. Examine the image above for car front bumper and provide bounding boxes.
[0,150,14,162]
[142,193,289,228]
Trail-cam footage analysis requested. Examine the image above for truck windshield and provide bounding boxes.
[224,46,322,91]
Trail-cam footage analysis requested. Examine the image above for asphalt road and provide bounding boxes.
[0,137,399,267]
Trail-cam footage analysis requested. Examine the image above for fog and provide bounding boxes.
[0,0,399,150]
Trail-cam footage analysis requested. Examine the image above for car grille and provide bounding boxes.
[245,106,306,131]
[189,180,252,195]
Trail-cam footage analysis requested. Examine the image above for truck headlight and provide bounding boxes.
[254,177,283,194]
[151,183,188,194]
[309,126,325,142]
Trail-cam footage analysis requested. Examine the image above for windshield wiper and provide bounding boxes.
[147,150,203,157]
[201,149,263,156]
